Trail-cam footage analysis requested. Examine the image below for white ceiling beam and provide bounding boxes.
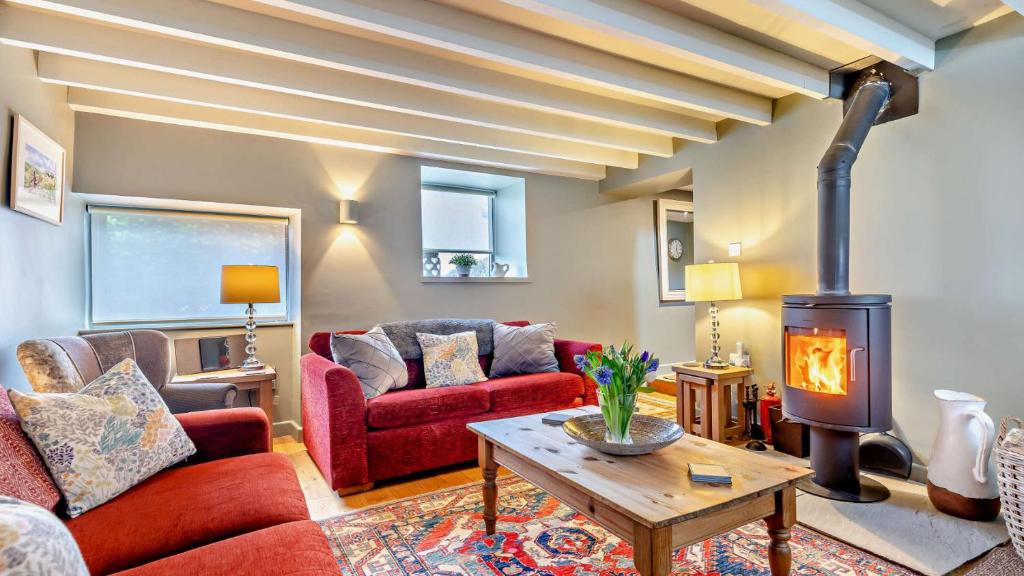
[232,0,772,123]
[492,0,829,98]
[67,89,607,181]
[38,54,639,169]
[4,0,755,129]
[746,0,935,70]
[0,7,682,155]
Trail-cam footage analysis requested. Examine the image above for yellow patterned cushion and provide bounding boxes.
[0,497,88,575]
[416,331,488,388]
[9,359,195,518]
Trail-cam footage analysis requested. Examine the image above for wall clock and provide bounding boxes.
[668,238,684,261]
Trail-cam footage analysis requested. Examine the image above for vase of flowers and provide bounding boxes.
[575,343,659,444]
[449,253,477,277]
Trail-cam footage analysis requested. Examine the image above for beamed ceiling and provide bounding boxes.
[0,0,1016,180]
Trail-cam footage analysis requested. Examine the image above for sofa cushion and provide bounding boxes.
[380,319,496,359]
[478,372,584,412]
[65,452,308,576]
[0,390,61,511]
[330,327,408,399]
[110,521,337,576]
[0,496,89,575]
[490,322,559,377]
[417,332,488,388]
[367,386,490,429]
[10,359,196,518]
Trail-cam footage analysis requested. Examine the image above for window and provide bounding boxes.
[421,185,494,277]
[88,206,289,326]
[420,166,527,279]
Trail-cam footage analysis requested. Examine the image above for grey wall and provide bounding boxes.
[0,46,83,392]
[73,114,696,426]
[605,13,1024,458]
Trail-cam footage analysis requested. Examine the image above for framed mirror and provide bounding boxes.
[656,198,694,302]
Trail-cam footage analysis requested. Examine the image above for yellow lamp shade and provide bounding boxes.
[685,262,742,302]
[221,265,281,304]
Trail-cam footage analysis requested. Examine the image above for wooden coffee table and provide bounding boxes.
[468,408,812,576]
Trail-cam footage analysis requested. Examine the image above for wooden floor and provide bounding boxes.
[274,393,677,521]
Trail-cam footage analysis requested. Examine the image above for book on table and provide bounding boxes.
[688,463,733,484]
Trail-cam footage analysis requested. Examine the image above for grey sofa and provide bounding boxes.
[16,329,236,413]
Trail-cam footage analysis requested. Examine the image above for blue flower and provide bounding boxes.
[595,366,613,386]
[640,351,649,363]
[646,358,660,373]
[573,354,590,371]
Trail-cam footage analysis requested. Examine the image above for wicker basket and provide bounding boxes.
[996,417,1024,560]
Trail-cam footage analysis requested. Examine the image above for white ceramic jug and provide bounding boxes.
[491,262,510,278]
[926,390,1001,521]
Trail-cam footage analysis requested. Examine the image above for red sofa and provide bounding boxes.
[0,391,337,576]
[301,321,601,494]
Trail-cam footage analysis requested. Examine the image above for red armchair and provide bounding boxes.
[301,323,601,495]
[0,391,337,576]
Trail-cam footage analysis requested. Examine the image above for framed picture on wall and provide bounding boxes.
[10,114,66,225]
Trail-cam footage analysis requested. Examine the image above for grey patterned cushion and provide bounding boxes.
[490,323,559,377]
[379,319,495,359]
[0,497,89,575]
[330,327,408,399]
[9,359,196,518]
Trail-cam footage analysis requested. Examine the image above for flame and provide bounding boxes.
[787,329,847,395]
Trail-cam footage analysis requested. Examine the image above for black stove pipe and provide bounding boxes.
[817,75,890,296]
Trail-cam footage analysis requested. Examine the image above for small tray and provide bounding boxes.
[563,414,683,456]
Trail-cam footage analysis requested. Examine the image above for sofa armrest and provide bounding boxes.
[300,353,369,491]
[161,382,238,413]
[554,338,602,406]
[176,408,270,463]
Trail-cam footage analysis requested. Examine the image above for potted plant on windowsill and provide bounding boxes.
[450,253,477,277]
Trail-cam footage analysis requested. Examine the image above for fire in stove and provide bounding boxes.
[786,328,847,396]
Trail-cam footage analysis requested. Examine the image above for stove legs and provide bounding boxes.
[798,427,890,503]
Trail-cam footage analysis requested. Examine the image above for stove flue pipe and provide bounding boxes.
[817,74,891,295]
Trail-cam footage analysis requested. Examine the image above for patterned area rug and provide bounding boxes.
[320,475,917,575]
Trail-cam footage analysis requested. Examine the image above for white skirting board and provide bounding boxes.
[272,420,301,440]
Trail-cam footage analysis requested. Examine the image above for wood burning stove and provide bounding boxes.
[781,63,916,503]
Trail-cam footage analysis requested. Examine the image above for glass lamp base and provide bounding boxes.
[703,357,730,369]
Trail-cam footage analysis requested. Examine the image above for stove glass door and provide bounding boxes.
[786,327,848,396]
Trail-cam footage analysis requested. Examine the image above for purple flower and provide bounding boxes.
[595,366,613,386]
[640,351,649,363]
[646,358,660,373]
[573,354,590,371]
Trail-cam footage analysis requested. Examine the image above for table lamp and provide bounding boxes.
[221,265,280,370]
[685,261,742,369]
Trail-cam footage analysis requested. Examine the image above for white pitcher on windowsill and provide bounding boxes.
[491,262,509,278]
[926,390,1001,521]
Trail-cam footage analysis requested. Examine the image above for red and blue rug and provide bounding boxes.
[320,476,916,575]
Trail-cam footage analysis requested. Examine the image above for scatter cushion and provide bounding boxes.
[416,331,488,388]
[490,322,559,377]
[0,390,61,511]
[330,327,408,399]
[9,359,196,518]
[0,496,89,575]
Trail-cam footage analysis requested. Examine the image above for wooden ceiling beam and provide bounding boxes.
[0,6,681,155]
[38,54,639,169]
[5,0,745,130]
[745,0,935,70]
[493,0,829,98]
[67,89,607,180]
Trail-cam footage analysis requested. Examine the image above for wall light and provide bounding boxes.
[728,242,742,257]
[339,199,359,224]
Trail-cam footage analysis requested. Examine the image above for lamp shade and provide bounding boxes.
[685,262,742,302]
[221,265,281,304]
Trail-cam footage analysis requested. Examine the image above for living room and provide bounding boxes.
[1,0,1023,574]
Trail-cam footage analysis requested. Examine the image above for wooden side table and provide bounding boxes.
[671,364,753,443]
[172,365,276,423]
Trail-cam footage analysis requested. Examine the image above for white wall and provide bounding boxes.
[72,114,696,427]
[605,13,1024,458]
[0,46,83,392]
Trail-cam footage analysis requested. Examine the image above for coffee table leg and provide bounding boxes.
[479,437,498,535]
[633,523,672,576]
[765,487,796,576]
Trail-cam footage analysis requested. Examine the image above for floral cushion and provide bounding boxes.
[330,326,408,399]
[416,331,488,388]
[8,359,196,518]
[0,391,60,511]
[0,496,89,575]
